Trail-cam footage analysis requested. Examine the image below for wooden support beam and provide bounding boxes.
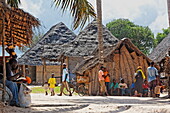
[1,7,6,102]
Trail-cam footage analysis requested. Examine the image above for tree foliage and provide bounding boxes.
[106,19,155,54]
[155,27,170,46]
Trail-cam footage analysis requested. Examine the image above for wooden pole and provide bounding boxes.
[1,6,6,102]
[42,58,45,84]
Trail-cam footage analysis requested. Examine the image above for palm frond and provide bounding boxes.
[6,0,21,7]
[53,0,96,30]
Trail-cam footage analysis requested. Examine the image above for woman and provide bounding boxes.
[134,66,146,97]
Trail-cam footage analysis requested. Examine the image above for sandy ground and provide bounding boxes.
[0,93,170,113]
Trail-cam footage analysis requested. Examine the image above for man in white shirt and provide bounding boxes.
[58,63,72,96]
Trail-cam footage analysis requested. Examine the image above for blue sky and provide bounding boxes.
[0,0,169,56]
[19,0,169,34]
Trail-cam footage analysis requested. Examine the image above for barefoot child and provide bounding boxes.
[43,82,49,95]
[142,80,149,97]
[154,82,162,97]
[48,73,56,96]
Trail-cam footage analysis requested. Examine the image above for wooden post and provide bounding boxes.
[23,65,25,76]
[42,58,45,84]
[1,7,6,102]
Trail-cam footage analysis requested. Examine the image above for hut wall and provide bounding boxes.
[68,57,84,73]
[36,65,61,84]
[28,66,36,84]
[89,65,100,95]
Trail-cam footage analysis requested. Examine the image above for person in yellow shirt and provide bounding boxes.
[48,73,56,96]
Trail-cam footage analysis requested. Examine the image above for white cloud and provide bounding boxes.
[88,0,169,34]
[19,0,44,17]
[150,13,169,34]
[18,0,169,34]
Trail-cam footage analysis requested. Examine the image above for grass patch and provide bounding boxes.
[31,86,60,93]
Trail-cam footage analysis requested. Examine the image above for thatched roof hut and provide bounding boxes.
[149,34,170,74]
[149,34,170,63]
[74,38,151,95]
[0,2,40,46]
[64,20,119,57]
[42,20,119,59]
[18,22,76,65]
[41,20,119,74]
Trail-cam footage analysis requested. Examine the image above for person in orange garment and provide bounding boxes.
[104,67,110,95]
[98,66,108,96]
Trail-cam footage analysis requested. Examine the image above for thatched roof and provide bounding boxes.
[65,20,119,57]
[18,22,76,65]
[149,34,170,62]
[73,38,151,75]
[41,20,119,60]
[0,2,40,46]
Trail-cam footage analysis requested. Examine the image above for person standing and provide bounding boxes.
[48,73,56,96]
[147,62,159,97]
[104,68,110,94]
[134,66,145,97]
[98,66,108,96]
[58,63,72,96]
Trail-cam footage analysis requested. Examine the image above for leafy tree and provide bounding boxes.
[106,19,155,54]
[155,27,170,46]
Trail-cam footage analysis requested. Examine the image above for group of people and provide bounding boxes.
[44,63,72,96]
[98,62,163,97]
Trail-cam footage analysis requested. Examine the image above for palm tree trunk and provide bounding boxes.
[96,0,104,65]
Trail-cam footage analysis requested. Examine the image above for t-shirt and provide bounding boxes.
[98,70,104,81]
[154,86,162,94]
[147,66,158,82]
[62,68,69,82]
[110,83,119,89]
[48,78,56,88]
[104,71,110,82]
[142,84,149,89]
[118,83,128,89]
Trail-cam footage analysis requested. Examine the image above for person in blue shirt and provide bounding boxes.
[58,63,72,96]
[109,79,119,95]
[147,62,159,97]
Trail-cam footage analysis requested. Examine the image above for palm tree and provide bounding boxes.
[96,0,104,65]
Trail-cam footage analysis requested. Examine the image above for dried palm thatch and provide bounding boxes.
[73,38,151,75]
[0,2,40,46]
[149,34,170,62]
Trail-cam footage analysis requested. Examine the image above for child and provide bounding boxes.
[154,82,162,97]
[48,73,56,96]
[43,82,49,95]
[118,79,128,96]
[142,80,149,97]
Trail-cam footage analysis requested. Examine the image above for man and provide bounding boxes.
[58,63,72,96]
[98,66,108,96]
[4,58,21,106]
[147,62,159,97]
